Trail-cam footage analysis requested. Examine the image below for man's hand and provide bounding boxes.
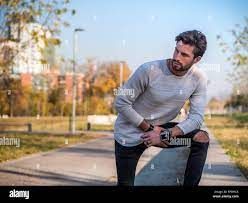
[141,126,166,147]
[153,141,170,148]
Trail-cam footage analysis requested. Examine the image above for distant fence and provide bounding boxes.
[87,115,117,130]
[0,122,32,133]
[0,116,116,133]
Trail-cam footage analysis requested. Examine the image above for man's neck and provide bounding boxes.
[166,59,188,77]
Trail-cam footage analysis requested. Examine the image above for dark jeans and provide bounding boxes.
[115,122,209,186]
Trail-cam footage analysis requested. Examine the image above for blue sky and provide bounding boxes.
[57,0,248,100]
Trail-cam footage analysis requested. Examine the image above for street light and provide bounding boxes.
[119,61,125,87]
[119,62,123,87]
[71,28,85,134]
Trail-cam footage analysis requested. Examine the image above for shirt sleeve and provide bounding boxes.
[114,64,150,127]
[176,75,208,134]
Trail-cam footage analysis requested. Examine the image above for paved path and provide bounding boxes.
[200,131,248,186]
[136,130,248,186]
[0,130,247,186]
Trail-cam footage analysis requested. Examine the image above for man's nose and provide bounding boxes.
[174,53,181,62]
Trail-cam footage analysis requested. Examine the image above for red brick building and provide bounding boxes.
[20,73,32,87]
[20,71,85,103]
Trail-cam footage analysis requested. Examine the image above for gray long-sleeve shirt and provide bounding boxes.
[114,59,208,146]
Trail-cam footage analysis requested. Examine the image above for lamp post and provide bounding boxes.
[119,62,123,87]
[71,28,84,134]
[119,61,126,87]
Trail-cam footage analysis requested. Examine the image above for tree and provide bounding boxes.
[0,89,9,116]
[225,94,248,112]
[0,0,75,70]
[48,86,66,116]
[82,60,132,114]
[217,17,248,111]
[0,76,30,116]
[0,0,75,83]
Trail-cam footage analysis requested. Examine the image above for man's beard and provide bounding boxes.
[171,59,193,72]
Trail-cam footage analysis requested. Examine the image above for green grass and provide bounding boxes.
[0,133,107,163]
[205,113,248,179]
[231,113,248,124]
[0,116,114,163]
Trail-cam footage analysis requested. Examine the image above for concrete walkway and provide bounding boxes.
[0,130,247,186]
[136,130,248,186]
[200,131,248,186]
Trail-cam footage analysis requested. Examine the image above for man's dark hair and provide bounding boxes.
[175,30,207,58]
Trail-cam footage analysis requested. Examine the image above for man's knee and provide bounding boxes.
[193,131,209,143]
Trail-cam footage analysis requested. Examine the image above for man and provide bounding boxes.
[114,30,209,186]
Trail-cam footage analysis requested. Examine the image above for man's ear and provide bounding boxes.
[193,56,201,64]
